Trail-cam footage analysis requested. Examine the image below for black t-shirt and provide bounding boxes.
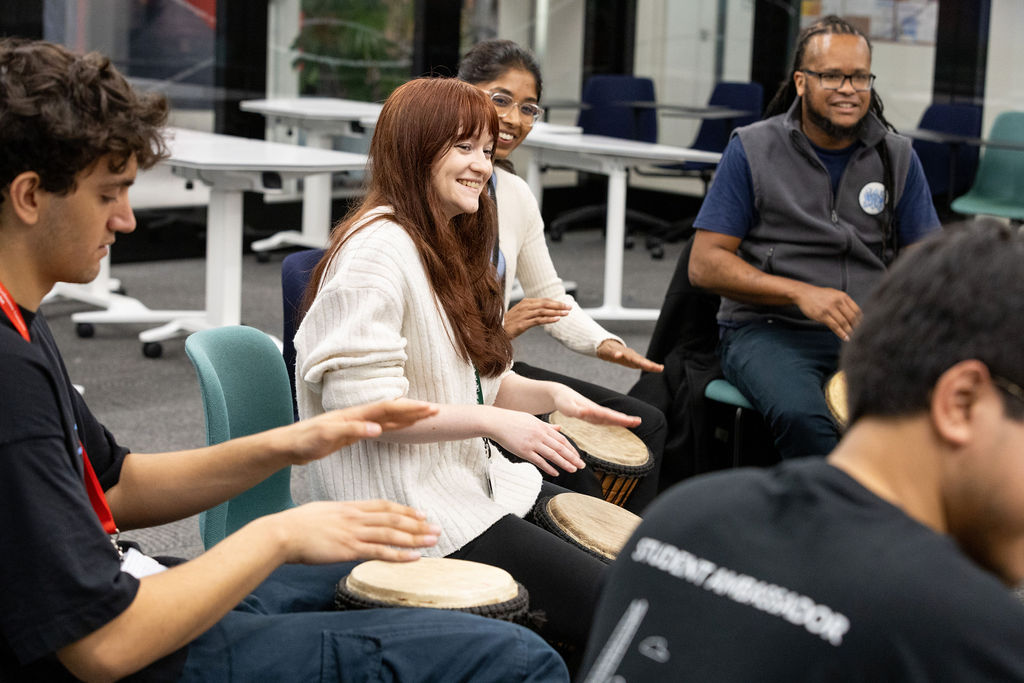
[0,309,182,681]
[581,460,1024,681]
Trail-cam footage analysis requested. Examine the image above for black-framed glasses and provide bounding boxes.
[801,69,876,92]
[484,91,544,124]
[994,376,1024,404]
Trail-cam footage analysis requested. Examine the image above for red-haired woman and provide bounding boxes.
[295,77,637,660]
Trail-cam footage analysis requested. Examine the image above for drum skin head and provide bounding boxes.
[825,371,849,427]
[345,557,519,608]
[546,493,642,561]
[548,411,650,467]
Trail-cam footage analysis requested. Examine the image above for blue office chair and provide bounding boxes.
[911,102,982,201]
[660,81,764,193]
[185,325,297,549]
[282,248,326,419]
[633,81,763,243]
[548,75,670,258]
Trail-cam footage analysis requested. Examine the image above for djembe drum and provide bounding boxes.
[546,410,654,507]
[334,557,530,624]
[824,370,849,428]
[533,492,642,563]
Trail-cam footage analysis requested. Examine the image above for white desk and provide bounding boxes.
[71,127,368,356]
[240,98,383,252]
[242,97,584,255]
[521,129,720,321]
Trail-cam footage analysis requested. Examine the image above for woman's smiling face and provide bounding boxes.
[431,131,494,220]
[474,67,540,160]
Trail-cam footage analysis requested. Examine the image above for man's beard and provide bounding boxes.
[804,97,868,142]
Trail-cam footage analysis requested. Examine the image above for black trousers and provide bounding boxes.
[447,482,606,671]
[513,361,666,514]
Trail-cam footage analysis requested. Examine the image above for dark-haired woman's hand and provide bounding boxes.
[552,385,642,429]
[503,297,570,338]
[596,339,664,373]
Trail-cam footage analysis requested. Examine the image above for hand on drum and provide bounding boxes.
[274,499,441,565]
[489,410,586,477]
[552,385,642,430]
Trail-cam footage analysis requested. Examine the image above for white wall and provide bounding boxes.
[871,41,934,131]
[984,0,1024,136]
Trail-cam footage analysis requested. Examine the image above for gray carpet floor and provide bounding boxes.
[43,227,682,559]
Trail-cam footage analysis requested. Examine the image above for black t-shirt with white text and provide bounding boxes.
[582,460,1024,681]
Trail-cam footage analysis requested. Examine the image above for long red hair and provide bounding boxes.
[303,77,513,376]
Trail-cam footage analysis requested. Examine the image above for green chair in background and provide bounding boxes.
[185,325,296,549]
[951,111,1024,223]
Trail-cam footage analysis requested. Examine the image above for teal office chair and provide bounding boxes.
[185,325,296,549]
[951,111,1024,223]
[704,378,754,468]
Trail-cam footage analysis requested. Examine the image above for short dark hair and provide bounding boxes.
[842,220,1024,423]
[0,38,168,205]
[457,39,543,102]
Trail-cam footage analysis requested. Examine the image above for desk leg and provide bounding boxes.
[603,167,627,310]
[300,131,334,246]
[525,149,544,211]
[581,166,659,322]
[250,131,334,254]
[137,189,241,350]
[206,189,244,327]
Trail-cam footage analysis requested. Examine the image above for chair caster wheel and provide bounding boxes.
[142,342,163,358]
[624,236,635,250]
[76,323,95,338]
[651,246,665,260]
[256,251,271,263]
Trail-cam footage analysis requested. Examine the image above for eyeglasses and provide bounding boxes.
[801,69,876,92]
[484,91,544,124]
[994,376,1024,404]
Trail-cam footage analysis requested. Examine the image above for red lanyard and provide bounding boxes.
[0,281,118,535]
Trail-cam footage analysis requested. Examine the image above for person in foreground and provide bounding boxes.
[456,39,666,513]
[0,38,568,682]
[295,77,638,660]
[688,15,940,461]
[581,221,1024,681]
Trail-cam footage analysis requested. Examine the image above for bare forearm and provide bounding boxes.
[374,403,501,444]
[106,431,289,529]
[689,244,808,306]
[58,515,288,681]
[493,372,561,414]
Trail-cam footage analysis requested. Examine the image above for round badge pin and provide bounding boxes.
[859,181,886,215]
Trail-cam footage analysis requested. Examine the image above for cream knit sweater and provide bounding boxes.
[494,167,624,354]
[294,209,542,556]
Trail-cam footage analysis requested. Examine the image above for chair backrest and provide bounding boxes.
[912,102,982,197]
[282,248,326,420]
[185,325,296,548]
[690,81,764,154]
[577,75,658,143]
[960,110,1024,203]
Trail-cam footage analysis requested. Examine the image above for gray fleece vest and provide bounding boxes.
[718,98,912,328]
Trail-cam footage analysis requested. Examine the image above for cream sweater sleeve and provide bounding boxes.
[294,221,411,417]
[495,167,624,356]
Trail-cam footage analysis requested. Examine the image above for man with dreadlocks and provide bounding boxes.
[688,15,940,461]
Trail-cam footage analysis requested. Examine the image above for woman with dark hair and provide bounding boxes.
[295,77,635,660]
[458,39,667,512]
